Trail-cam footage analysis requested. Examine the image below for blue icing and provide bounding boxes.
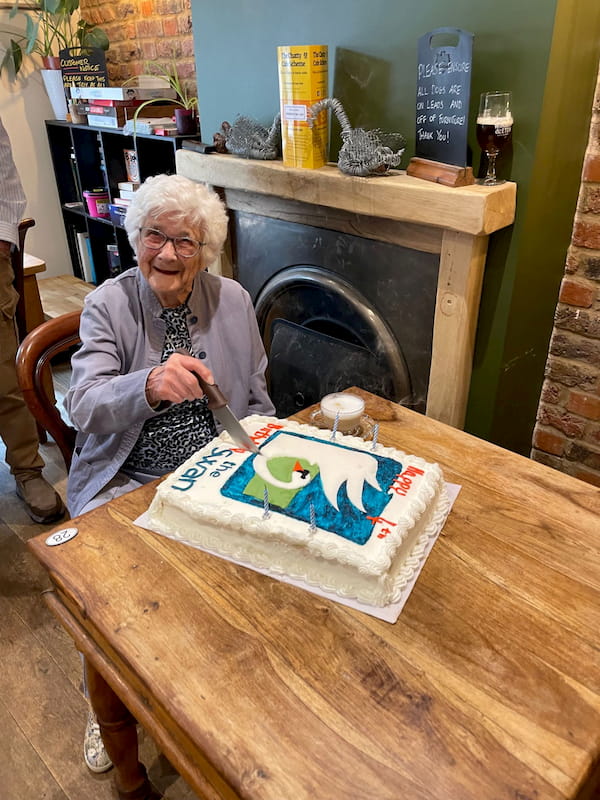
[221,431,402,545]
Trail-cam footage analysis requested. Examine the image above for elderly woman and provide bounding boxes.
[66,173,274,518]
[65,173,274,771]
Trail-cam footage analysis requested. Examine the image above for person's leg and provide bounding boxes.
[0,251,65,523]
[77,471,144,773]
[81,655,113,773]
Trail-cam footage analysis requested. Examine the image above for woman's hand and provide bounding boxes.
[145,352,214,407]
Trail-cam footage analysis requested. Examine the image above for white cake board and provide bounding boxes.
[134,483,461,624]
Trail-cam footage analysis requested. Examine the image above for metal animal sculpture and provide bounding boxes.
[308,97,405,177]
[215,114,282,160]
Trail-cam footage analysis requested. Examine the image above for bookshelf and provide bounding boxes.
[45,121,200,286]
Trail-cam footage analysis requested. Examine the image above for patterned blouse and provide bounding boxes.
[123,303,216,474]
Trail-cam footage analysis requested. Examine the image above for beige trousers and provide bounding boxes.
[0,248,44,479]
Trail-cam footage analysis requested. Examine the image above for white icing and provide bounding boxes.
[148,415,450,607]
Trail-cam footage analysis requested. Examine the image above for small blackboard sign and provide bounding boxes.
[59,47,109,90]
[415,28,473,167]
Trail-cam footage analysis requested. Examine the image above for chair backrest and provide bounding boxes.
[16,310,81,471]
[11,218,35,341]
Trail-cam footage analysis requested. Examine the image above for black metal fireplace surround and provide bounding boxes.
[231,210,440,418]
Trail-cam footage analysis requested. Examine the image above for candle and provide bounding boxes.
[309,501,316,533]
[330,410,340,440]
[371,422,379,450]
[263,487,271,519]
[320,393,365,432]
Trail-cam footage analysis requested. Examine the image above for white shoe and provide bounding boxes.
[83,711,113,773]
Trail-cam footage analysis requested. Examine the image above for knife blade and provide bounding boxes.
[210,401,261,455]
[175,349,260,454]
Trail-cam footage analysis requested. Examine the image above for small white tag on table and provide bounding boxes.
[45,527,78,547]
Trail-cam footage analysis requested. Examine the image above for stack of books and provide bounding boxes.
[112,180,140,210]
[69,86,177,130]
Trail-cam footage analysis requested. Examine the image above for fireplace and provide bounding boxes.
[176,151,516,428]
[233,211,438,416]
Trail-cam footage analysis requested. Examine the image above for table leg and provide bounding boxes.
[85,657,158,800]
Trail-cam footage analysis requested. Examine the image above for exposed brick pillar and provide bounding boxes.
[80,0,196,92]
[531,60,600,487]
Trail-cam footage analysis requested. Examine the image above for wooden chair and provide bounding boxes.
[11,217,35,341]
[16,310,81,471]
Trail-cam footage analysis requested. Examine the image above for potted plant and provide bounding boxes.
[0,0,109,76]
[125,61,199,135]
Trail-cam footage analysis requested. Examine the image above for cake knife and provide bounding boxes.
[175,349,261,454]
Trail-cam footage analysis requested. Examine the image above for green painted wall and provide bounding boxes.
[191,0,600,453]
[480,0,600,452]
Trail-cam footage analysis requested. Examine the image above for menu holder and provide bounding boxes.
[409,28,474,187]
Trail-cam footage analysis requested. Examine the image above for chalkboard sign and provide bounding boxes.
[415,28,473,167]
[59,47,109,90]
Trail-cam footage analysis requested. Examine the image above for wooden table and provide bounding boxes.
[22,253,47,332]
[28,390,600,800]
[37,273,94,319]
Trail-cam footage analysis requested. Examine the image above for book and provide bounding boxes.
[123,117,176,135]
[72,97,147,108]
[152,128,179,137]
[74,104,128,120]
[66,224,84,280]
[76,103,176,120]
[117,188,139,200]
[76,232,96,284]
[123,103,177,121]
[69,148,83,200]
[87,113,123,129]
[117,181,140,192]
[70,86,177,101]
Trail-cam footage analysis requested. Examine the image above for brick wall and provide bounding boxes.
[80,0,196,91]
[531,61,600,487]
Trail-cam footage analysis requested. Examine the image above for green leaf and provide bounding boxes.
[0,39,22,75]
[44,0,64,14]
[24,16,40,54]
[63,0,81,14]
[11,38,23,73]
[8,0,23,19]
[83,27,109,51]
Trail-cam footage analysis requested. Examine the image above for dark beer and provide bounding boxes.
[476,116,513,154]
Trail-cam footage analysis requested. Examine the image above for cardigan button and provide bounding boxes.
[189,315,198,324]
[198,350,207,359]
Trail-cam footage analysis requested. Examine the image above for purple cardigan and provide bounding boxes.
[65,268,274,515]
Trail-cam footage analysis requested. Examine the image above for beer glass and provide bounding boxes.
[476,91,513,185]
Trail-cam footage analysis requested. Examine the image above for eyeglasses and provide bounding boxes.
[139,227,205,258]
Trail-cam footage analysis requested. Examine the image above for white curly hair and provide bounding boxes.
[124,173,228,267]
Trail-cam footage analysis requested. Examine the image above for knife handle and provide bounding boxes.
[174,348,226,410]
[194,373,227,411]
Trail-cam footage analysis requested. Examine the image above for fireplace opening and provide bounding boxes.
[255,267,411,416]
[232,210,440,417]
[302,317,362,347]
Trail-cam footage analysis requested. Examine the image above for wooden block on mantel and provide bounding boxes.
[37,274,94,319]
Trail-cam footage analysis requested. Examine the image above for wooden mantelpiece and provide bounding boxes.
[176,151,517,428]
